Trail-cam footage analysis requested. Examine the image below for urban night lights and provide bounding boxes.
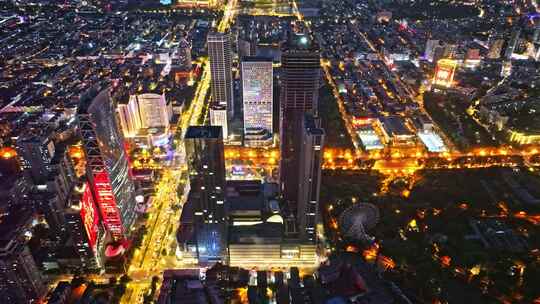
[0,1,540,304]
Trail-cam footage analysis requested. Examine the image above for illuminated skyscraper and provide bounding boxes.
[241,57,273,146]
[279,34,320,214]
[208,31,234,117]
[78,87,137,241]
[64,181,104,270]
[117,93,171,138]
[184,126,226,263]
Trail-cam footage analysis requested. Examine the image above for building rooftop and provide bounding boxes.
[185,126,223,139]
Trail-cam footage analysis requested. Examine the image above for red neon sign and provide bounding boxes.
[93,171,123,240]
[80,183,99,251]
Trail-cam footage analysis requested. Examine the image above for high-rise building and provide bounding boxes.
[208,31,234,117]
[241,57,273,146]
[297,115,324,242]
[184,126,227,263]
[0,210,47,303]
[64,181,104,270]
[209,104,228,138]
[117,93,171,138]
[279,33,320,214]
[78,87,137,241]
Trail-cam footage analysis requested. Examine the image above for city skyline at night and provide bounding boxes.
[1,0,540,303]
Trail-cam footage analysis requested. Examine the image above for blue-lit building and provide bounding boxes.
[184,126,227,264]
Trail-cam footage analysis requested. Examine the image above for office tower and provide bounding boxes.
[487,39,504,59]
[505,28,520,59]
[297,115,324,242]
[0,210,47,303]
[241,57,273,146]
[78,87,137,241]
[184,126,226,263]
[64,181,104,270]
[279,33,320,213]
[117,93,171,138]
[208,31,234,117]
[210,104,228,137]
[424,39,440,62]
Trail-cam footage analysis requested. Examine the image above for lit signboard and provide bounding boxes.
[80,182,99,251]
[93,171,123,239]
[433,59,457,88]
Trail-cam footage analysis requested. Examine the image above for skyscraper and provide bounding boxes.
[184,126,226,263]
[116,93,171,138]
[241,57,273,146]
[279,33,321,214]
[78,86,137,241]
[297,115,324,242]
[64,181,104,270]
[0,210,46,303]
[208,31,234,118]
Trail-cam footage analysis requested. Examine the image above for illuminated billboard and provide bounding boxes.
[93,171,123,239]
[433,59,457,88]
[80,182,100,251]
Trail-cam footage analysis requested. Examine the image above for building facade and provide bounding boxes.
[78,87,137,241]
[241,57,273,145]
[208,31,234,117]
[184,126,227,263]
[0,212,47,303]
[117,93,171,138]
[209,104,228,138]
[64,182,104,270]
[297,115,324,242]
[279,34,321,215]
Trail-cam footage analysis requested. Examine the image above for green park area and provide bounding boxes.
[321,168,540,303]
[319,83,355,150]
[423,91,497,151]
